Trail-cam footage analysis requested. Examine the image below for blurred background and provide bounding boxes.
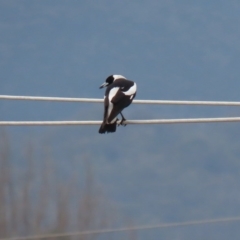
[1,1,240,239]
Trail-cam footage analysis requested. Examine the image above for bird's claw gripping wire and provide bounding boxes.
[118,113,127,126]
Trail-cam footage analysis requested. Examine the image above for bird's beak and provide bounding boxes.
[99,82,108,89]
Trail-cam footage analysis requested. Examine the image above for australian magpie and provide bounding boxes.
[99,75,137,134]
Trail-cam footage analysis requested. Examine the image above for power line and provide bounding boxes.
[1,117,240,126]
[0,95,102,103]
[1,95,240,125]
[1,96,240,238]
[1,94,240,106]
[1,216,240,240]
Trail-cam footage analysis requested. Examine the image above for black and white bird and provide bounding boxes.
[99,75,137,134]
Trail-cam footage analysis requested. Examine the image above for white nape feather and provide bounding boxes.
[113,75,126,80]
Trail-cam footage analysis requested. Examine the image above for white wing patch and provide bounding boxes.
[106,87,119,123]
[107,101,117,123]
[108,87,120,102]
[123,82,137,96]
[107,101,113,119]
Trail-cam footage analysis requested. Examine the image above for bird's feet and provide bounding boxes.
[119,117,127,126]
[118,112,127,126]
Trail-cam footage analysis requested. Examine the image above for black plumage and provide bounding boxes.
[99,75,137,134]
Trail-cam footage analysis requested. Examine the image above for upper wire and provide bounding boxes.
[1,94,240,106]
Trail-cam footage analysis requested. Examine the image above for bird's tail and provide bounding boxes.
[99,122,117,134]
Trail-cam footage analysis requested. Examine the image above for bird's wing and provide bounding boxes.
[110,88,126,104]
[103,96,109,122]
[105,88,126,123]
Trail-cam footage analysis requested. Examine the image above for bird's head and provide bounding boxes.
[99,75,126,89]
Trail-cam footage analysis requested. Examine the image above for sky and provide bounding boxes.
[1,1,240,239]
